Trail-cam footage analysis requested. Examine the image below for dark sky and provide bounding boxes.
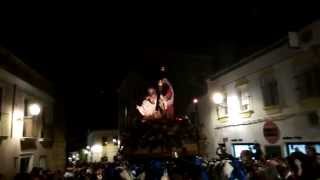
[0,4,318,150]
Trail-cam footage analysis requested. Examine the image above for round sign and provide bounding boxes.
[263,121,280,144]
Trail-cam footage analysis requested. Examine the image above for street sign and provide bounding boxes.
[263,120,280,144]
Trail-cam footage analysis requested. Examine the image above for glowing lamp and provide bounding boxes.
[29,103,41,116]
[193,98,198,104]
[91,144,103,153]
[212,92,224,104]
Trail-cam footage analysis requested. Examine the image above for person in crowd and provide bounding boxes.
[276,161,296,180]
[13,147,320,180]
[305,145,320,179]
[240,150,260,180]
[253,144,264,162]
[14,172,32,180]
[216,143,233,160]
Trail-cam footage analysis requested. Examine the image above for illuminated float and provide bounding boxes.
[120,67,200,158]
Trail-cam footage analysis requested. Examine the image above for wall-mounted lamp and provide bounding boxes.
[29,103,41,116]
[212,92,224,104]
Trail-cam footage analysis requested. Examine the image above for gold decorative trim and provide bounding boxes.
[264,105,282,115]
[217,116,229,123]
[240,110,254,118]
[301,97,320,108]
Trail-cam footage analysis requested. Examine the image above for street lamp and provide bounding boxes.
[212,92,224,104]
[28,103,41,116]
[193,98,198,104]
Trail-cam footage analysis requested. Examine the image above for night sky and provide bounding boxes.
[0,4,318,150]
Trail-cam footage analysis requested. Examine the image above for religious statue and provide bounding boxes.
[136,77,174,121]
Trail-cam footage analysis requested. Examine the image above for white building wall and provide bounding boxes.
[199,21,320,158]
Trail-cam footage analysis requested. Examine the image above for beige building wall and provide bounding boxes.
[0,58,65,179]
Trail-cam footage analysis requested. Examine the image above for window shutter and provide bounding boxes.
[23,116,38,138]
[41,107,46,138]
[23,118,33,137]
[0,88,11,137]
[261,75,279,107]
[0,114,10,137]
[42,106,53,140]
[24,99,29,117]
[32,117,39,138]
[261,83,271,106]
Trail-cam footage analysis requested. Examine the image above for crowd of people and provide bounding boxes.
[14,145,320,180]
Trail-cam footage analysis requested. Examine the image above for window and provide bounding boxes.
[232,143,257,158]
[23,116,38,138]
[238,85,250,111]
[292,49,320,100]
[23,98,40,138]
[19,155,32,173]
[260,75,279,107]
[216,92,228,118]
[40,106,52,139]
[39,156,47,169]
[24,99,29,117]
[287,144,307,154]
[295,66,320,99]
[287,142,320,155]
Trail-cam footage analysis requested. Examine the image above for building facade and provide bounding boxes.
[0,48,65,179]
[86,130,119,162]
[198,21,320,159]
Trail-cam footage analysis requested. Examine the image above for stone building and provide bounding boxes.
[0,48,65,179]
